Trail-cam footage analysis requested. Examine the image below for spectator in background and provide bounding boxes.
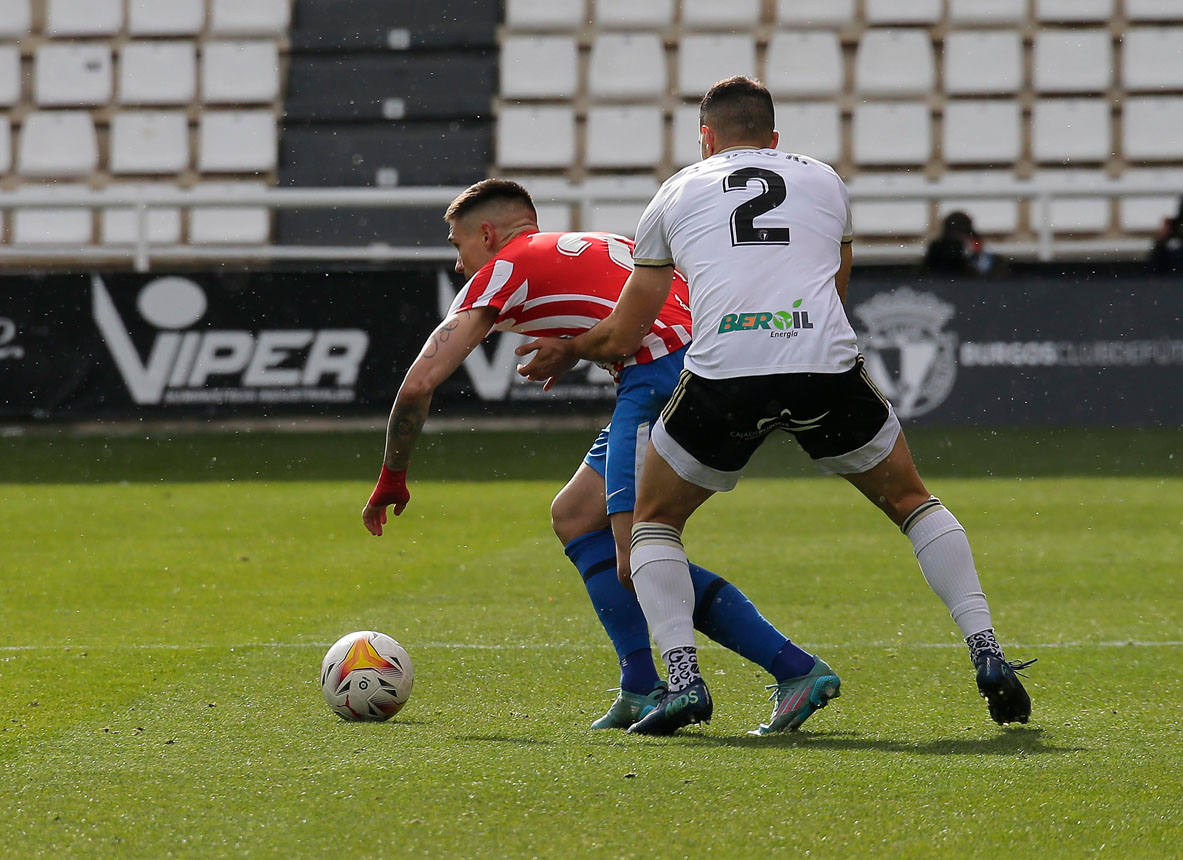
[1148,196,1183,275]
[924,211,999,276]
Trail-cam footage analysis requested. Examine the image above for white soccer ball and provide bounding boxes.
[320,631,413,722]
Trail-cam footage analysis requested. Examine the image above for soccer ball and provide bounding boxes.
[320,631,413,722]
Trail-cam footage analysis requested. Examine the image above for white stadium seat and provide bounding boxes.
[765,31,844,97]
[1126,0,1183,20]
[1033,30,1113,93]
[776,102,842,164]
[34,44,113,107]
[496,105,576,168]
[0,45,19,106]
[777,0,855,27]
[585,106,663,168]
[681,0,760,29]
[202,41,281,104]
[128,0,206,35]
[947,0,1026,24]
[1033,170,1111,233]
[500,36,579,99]
[209,0,291,36]
[847,173,931,235]
[937,172,1021,234]
[582,176,659,236]
[943,101,1022,165]
[1123,97,1183,161]
[0,0,31,38]
[120,42,197,105]
[17,111,98,177]
[671,105,702,167]
[101,183,183,245]
[198,110,278,172]
[855,30,935,97]
[46,0,122,36]
[504,0,585,30]
[944,31,1023,95]
[1036,0,1114,22]
[677,34,757,97]
[110,112,190,174]
[588,33,666,99]
[1119,194,1183,233]
[852,102,931,165]
[1032,99,1111,163]
[13,188,93,245]
[594,0,673,29]
[1122,29,1183,91]
[0,117,10,173]
[189,182,270,244]
[864,0,942,25]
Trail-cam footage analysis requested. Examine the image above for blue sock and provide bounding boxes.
[564,529,661,694]
[689,563,815,681]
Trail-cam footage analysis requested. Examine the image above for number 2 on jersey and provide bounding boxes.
[723,167,791,246]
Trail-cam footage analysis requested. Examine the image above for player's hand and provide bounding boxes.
[363,465,409,536]
[515,337,579,391]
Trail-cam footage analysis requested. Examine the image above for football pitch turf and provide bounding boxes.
[1,427,1180,858]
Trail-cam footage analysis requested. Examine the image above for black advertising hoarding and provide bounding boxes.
[0,266,1180,425]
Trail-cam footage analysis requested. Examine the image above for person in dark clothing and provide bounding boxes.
[924,211,998,275]
[1149,196,1183,275]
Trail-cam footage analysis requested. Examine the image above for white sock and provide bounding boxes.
[902,499,993,638]
[630,522,696,658]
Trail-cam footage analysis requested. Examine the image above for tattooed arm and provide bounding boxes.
[363,307,498,535]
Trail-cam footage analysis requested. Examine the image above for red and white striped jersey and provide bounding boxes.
[447,230,693,374]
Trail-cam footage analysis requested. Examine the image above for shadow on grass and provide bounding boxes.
[679,726,1083,756]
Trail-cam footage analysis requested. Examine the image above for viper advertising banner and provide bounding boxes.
[0,266,1180,425]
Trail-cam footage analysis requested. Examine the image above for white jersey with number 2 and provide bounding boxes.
[632,147,858,379]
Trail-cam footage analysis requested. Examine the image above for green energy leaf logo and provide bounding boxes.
[718,300,813,334]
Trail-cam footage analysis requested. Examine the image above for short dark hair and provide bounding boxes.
[699,76,775,145]
[445,179,536,223]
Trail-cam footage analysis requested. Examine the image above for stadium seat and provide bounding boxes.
[198,110,278,173]
[1033,30,1113,93]
[681,0,760,29]
[17,111,98,177]
[864,0,942,25]
[1035,0,1114,22]
[944,30,1023,95]
[852,102,931,165]
[0,0,31,38]
[45,0,122,36]
[1033,170,1112,233]
[1119,194,1182,233]
[677,34,757,97]
[189,182,270,244]
[765,31,844,97]
[585,106,664,168]
[776,0,855,27]
[34,44,113,107]
[582,176,659,236]
[943,101,1022,165]
[937,172,1021,233]
[1123,96,1183,161]
[128,0,205,35]
[671,105,703,167]
[119,42,198,105]
[1126,0,1183,20]
[110,111,190,174]
[100,183,183,245]
[496,106,576,169]
[0,45,18,107]
[946,0,1026,24]
[1031,99,1111,163]
[594,0,674,29]
[1122,28,1183,91]
[854,30,935,97]
[588,33,666,100]
[500,36,579,99]
[289,0,498,51]
[776,102,842,164]
[504,0,586,30]
[12,189,93,244]
[202,41,281,104]
[0,117,10,173]
[849,191,930,236]
[209,0,291,36]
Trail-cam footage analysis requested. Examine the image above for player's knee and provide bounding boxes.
[550,489,595,543]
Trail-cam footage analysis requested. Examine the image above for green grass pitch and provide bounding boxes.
[1,427,1180,858]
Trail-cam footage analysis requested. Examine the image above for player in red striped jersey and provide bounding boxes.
[363,179,822,729]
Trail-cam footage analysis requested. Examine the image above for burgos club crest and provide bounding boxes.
[852,288,957,419]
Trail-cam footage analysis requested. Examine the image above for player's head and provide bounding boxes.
[445,179,539,276]
[698,76,779,159]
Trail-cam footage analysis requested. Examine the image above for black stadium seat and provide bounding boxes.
[290,0,499,51]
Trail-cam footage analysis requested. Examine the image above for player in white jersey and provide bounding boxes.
[518,77,1034,735]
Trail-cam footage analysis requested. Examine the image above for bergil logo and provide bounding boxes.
[92,275,369,406]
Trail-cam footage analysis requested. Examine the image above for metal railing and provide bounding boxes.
[0,177,1172,272]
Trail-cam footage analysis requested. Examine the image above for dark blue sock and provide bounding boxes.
[689,563,815,681]
[564,529,660,694]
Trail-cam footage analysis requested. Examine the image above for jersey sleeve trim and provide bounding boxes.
[634,257,675,267]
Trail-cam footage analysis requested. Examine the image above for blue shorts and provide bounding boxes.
[583,348,686,516]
